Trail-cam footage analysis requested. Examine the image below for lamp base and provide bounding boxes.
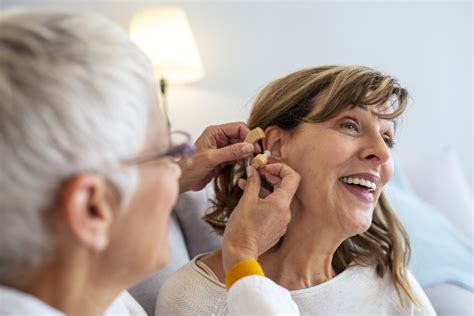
[159,77,171,129]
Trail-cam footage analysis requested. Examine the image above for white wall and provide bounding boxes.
[2,1,472,190]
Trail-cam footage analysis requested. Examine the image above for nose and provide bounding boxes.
[359,132,391,165]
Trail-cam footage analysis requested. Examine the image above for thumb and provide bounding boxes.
[241,166,261,202]
[210,143,255,165]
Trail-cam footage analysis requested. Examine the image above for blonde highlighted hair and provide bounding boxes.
[204,65,418,306]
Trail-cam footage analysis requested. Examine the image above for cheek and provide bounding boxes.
[107,164,181,275]
[130,164,181,238]
[144,165,180,220]
[289,139,351,183]
[381,158,395,185]
[286,145,340,207]
[137,165,180,265]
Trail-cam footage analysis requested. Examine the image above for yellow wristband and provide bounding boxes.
[225,260,264,289]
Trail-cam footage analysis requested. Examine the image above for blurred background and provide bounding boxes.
[1,1,472,314]
[2,0,472,191]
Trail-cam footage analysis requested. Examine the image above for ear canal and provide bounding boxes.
[251,150,271,169]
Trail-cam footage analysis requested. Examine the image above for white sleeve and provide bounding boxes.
[227,275,299,315]
[106,291,147,316]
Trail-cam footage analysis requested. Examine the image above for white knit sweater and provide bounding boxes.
[156,254,435,316]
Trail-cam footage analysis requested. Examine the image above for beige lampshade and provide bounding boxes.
[129,8,205,84]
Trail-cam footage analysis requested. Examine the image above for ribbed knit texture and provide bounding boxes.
[156,254,435,316]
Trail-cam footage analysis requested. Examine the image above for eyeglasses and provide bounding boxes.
[120,130,195,167]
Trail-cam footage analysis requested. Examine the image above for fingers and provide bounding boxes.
[237,178,246,190]
[262,171,281,188]
[240,163,300,201]
[264,163,300,203]
[210,122,251,147]
[238,178,272,198]
[209,142,255,166]
[240,166,261,202]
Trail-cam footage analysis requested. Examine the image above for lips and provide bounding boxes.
[339,180,375,203]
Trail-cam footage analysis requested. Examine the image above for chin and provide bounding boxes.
[348,212,373,236]
[139,253,170,282]
[138,242,171,280]
[359,216,373,233]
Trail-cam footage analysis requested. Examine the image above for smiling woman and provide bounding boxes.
[156,65,436,315]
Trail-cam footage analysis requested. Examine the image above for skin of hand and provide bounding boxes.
[178,122,257,193]
[222,163,301,272]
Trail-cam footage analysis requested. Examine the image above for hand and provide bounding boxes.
[178,122,256,193]
[222,163,300,272]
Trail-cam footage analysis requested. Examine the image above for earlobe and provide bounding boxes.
[94,234,109,252]
[60,174,115,253]
[264,126,285,161]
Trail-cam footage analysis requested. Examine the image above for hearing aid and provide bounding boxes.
[244,127,265,144]
[251,150,271,169]
[243,127,271,175]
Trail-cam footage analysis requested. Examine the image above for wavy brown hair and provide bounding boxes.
[203,65,418,306]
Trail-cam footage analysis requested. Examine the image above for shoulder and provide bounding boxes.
[353,265,435,315]
[405,270,437,315]
[157,260,210,303]
[156,255,227,316]
[0,285,62,315]
[106,291,146,316]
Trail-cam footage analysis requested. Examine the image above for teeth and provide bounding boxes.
[340,176,376,192]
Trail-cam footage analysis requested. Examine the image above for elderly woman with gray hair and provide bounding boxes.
[0,9,301,315]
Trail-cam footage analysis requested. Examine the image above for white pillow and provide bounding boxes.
[398,146,473,241]
[424,284,474,315]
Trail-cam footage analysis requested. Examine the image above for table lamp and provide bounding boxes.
[129,7,205,127]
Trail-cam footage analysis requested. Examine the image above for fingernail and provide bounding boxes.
[242,143,254,154]
[246,166,253,177]
[237,178,246,189]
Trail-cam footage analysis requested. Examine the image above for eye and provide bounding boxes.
[341,121,359,132]
[384,137,396,149]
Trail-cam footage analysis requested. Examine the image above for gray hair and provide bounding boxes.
[0,9,157,278]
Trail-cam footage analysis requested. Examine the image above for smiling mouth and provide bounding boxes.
[338,178,375,203]
[339,176,376,192]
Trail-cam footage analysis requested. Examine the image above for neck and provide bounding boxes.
[3,249,122,316]
[259,200,346,290]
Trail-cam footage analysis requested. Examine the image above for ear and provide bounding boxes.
[264,126,286,162]
[59,174,117,252]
